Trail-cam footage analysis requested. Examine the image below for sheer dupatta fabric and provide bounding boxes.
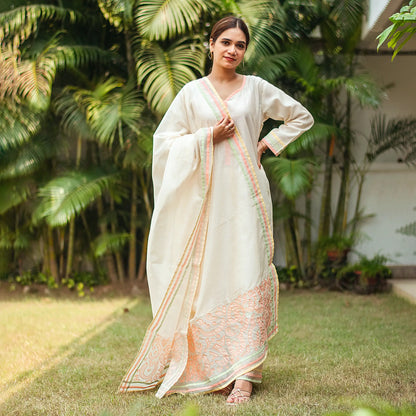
[119,76,314,398]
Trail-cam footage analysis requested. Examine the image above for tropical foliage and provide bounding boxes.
[377,0,416,60]
[0,0,414,288]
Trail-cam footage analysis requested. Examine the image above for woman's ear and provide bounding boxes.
[209,38,214,51]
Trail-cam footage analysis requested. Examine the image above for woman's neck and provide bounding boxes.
[208,66,239,83]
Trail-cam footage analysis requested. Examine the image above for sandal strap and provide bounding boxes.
[228,388,251,399]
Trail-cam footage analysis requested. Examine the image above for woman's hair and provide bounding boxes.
[210,16,250,47]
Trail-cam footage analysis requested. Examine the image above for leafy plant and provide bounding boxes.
[327,404,416,415]
[336,254,392,294]
[397,206,416,238]
[276,265,304,288]
[10,271,57,288]
[377,0,416,60]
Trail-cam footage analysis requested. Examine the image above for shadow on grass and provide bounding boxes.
[1,291,415,416]
[0,295,154,416]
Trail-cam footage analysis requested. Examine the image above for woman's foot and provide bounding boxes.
[226,379,252,405]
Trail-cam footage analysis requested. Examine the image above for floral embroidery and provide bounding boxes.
[119,266,278,396]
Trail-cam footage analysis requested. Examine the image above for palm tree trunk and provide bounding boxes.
[110,196,126,282]
[318,134,335,239]
[333,91,352,236]
[305,190,312,274]
[124,29,136,82]
[351,166,366,236]
[128,169,138,281]
[288,214,304,279]
[137,225,149,281]
[80,212,101,275]
[136,169,152,281]
[42,229,49,275]
[66,135,82,279]
[56,227,63,278]
[97,196,118,284]
[65,221,75,279]
[283,220,295,266]
[47,226,59,282]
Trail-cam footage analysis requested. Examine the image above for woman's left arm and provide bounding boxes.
[257,78,314,167]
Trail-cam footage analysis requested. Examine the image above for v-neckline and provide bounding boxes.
[204,75,246,102]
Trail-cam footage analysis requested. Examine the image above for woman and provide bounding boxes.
[119,16,313,405]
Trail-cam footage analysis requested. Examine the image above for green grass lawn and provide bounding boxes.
[0,288,415,416]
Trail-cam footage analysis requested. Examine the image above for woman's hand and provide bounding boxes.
[213,116,235,144]
[257,140,268,168]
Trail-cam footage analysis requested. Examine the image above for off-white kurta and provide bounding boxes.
[119,75,314,398]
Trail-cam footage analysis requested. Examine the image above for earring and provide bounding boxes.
[208,51,213,60]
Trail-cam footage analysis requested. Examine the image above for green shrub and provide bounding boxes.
[326,405,416,415]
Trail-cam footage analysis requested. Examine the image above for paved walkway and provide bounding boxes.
[389,279,416,304]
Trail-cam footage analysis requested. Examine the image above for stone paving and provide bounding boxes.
[389,279,416,304]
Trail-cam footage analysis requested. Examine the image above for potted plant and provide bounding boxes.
[355,254,392,293]
[338,254,391,294]
[317,235,355,265]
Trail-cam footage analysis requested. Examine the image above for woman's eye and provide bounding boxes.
[237,44,245,49]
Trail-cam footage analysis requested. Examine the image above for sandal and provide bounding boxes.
[226,387,252,405]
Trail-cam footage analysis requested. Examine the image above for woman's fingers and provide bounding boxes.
[213,116,235,144]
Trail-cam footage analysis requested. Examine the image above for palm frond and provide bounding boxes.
[0,100,43,151]
[98,0,134,31]
[397,221,416,237]
[320,0,365,51]
[1,40,118,112]
[0,178,31,215]
[137,39,205,114]
[0,45,51,111]
[33,168,121,227]
[0,5,85,47]
[0,135,56,179]
[122,130,153,168]
[404,145,416,165]
[330,0,364,34]
[248,52,294,82]
[263,157,313,199]
[135,0,206,40]
[52,45,118,72]
[93,232,130,257]
[54,87,93,140]
[0,225,31,250]
[285,122,337,155]
[56,78,143,146]
[366,114,416,164]
[325,74,385,108]
[88,82,144,145]
[291,44,320,88]
[244,5,285,60]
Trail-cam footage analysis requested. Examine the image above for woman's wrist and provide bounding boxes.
[258,140,268,153]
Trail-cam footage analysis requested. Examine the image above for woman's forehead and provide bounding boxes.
[217,27,247,43]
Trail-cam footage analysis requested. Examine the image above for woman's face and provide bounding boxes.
[210,27,247,70]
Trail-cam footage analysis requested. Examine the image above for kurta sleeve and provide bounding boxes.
[152,85,213,204]
[259,78,314,156]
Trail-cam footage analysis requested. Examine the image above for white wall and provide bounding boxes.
[352,54,416,265]
[274,54,416,268]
